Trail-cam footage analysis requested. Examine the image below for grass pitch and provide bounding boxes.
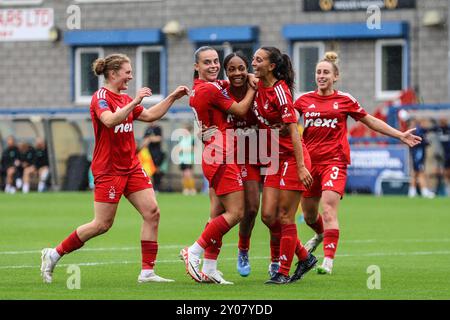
[0,192,449,300]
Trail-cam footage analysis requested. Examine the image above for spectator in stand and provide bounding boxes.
[435,118,450,196]
[34,137,50,192]
[1,136,21,194]
[142,122,165,192]
[408,118,435,198]
[177,123,196,195]
[18,141,36,194]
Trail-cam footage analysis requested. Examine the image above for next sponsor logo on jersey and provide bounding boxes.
[114,122,133,133]
[305,117,338,129]
[304,112,338,129]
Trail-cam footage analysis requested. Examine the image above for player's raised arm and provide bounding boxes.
[359,114,422,147]
[100,87,151,128]
[138,86,190,122]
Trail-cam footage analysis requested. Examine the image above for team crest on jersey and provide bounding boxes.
[333,102,339,110]
[221,89,230,99]
[237,173,243,186]
[241,166,248,178]
[108,186,116,200]
[98,99,108,109]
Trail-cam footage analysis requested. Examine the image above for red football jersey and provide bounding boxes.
[252,80,298,154]
[223,87,258,129]
[90,87,144,176]
[190,79,235,164]
[225,87,259,164]
[294,90,368,165]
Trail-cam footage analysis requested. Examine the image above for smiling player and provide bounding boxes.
[295,51,422,274]
[40,53,189,284]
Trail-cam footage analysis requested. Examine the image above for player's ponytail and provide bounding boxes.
[260,47,295,95]
[92,53,130,79]
[93,58,106,76]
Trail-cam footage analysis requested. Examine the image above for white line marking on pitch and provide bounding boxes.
[1,250,450,270]
[2,238,450,255]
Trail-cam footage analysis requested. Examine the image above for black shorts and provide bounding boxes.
[444,157,450,169]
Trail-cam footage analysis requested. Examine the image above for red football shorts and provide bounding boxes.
[94,166,153,203]
[264,150,312,191]
[302,164,347,198]
[239,163,261,182]
[203,162,244,196]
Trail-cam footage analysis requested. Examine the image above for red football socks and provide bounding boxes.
[238,233,251,252]
[278,224,298,276]
[295,238,309,261]
[197,215,231,249]
[141,240,158,270]
[323,229,340,259]
[307,214,324,235]
[55,230,84,256]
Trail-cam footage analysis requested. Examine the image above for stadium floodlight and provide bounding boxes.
[422,10,445,27]
[162,20,185,37]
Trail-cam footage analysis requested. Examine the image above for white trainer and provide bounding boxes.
[138,271,175,283]
[304,233,324,253]
[201,270,233,285]
[40,248,58,283]
[317,257,333,275]
[422,189,435,199]
[179,247,201,282]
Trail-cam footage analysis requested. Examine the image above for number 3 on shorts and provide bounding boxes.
[330,166,339,180]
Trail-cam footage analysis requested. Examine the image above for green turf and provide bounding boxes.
[0,192,449,300]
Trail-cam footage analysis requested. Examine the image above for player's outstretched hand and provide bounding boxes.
[298,166,313,190]
[170,86,190,100]
[247,73,259,90]
[133,87,152,105]
[400,128,422,147]
[200,125,218,142]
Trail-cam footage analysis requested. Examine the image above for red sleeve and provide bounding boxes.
[293,97,304,115]
[274,84,297,124]
[91,95,111,119]
[209,83,234,112]
[133,105,144,119]
[120,94,144,119]
[347,98,368,121]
